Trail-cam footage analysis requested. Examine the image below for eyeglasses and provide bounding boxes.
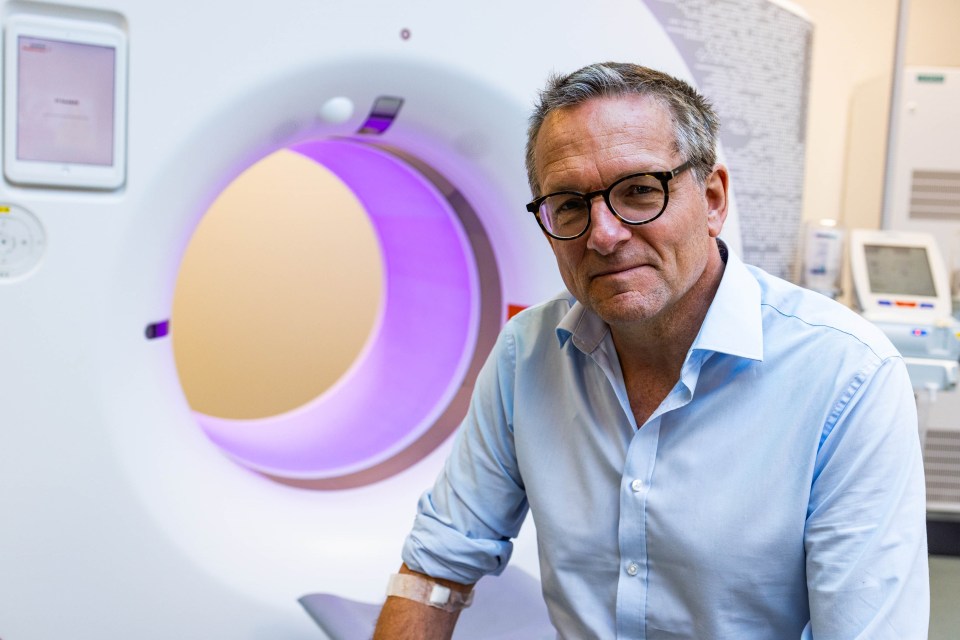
[526,161,692,240]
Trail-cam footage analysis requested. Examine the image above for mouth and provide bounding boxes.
[591,264,648,280]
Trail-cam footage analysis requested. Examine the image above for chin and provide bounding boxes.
[591,293,665,325]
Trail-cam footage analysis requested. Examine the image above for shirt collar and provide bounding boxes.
[691,244,763,361]
[556,298,606,353]
[555,241,763,362]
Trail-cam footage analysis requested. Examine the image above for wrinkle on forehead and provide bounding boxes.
[534,95,679,194]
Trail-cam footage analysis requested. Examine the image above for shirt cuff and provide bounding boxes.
[401,491,515,584]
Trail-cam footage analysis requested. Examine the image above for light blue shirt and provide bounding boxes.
[403,247,929,639]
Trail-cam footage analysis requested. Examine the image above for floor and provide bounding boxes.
[930,554,960,639]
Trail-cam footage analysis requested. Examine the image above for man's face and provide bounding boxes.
[533,94,727,328]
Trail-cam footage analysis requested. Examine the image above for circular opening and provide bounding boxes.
[173,149,384,419]
[173,139,482,483]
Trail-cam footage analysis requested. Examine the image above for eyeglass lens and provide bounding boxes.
[539,173,667,238]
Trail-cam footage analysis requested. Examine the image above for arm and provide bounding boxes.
[373,564,474,640]
[803,356,929,639]
[378,328,527,638]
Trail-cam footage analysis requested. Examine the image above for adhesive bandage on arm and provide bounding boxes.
[385,573,474,613]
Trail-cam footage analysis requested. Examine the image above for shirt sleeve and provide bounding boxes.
[401,327,530,585]
[802,355,929,639]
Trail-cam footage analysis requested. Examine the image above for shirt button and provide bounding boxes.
[626,562,639,576]
[630,479,643,492]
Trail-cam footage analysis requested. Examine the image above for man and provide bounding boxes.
[374,62,929,639]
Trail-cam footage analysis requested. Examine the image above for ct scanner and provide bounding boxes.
[0,0,751,637]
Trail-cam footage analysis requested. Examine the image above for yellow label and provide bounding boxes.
[0,206,10,214]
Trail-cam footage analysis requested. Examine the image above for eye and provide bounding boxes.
[629,183,656,195]
[552,195,588,214]
[618,177,663,197]
[613,176,664,204]
[541,193,589,235]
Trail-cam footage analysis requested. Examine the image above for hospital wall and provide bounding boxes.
[794,0,960,232]
[787,0,960,306]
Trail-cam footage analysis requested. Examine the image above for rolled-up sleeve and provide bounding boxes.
[402,328,530,584]
[803,355,929,639]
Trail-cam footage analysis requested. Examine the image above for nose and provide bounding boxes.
[585,198,632,255]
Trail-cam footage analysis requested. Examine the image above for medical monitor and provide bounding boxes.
[849,229,952,321]
[3,15,127,189]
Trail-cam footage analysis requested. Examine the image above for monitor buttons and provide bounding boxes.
[0,204,46,282]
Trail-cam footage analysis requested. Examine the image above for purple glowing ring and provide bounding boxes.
[195,139,480,482]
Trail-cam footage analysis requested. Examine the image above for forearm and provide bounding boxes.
[373,564,474,640]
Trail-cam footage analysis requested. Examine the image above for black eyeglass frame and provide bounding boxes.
[525,160,693,240]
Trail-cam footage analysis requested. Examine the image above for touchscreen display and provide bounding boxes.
[864,244,937,297]
[16,36,116,166]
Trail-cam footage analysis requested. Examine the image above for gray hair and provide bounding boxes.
[525,61,720,197]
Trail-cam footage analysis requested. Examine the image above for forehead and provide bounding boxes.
[534,94,677,191]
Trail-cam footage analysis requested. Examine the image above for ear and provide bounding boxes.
[704,164,729,238]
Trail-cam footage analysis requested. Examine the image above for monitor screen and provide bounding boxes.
[16,36,116,166]
[864,244,937,297]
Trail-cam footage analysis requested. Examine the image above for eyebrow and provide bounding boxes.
[541,166,674,196]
